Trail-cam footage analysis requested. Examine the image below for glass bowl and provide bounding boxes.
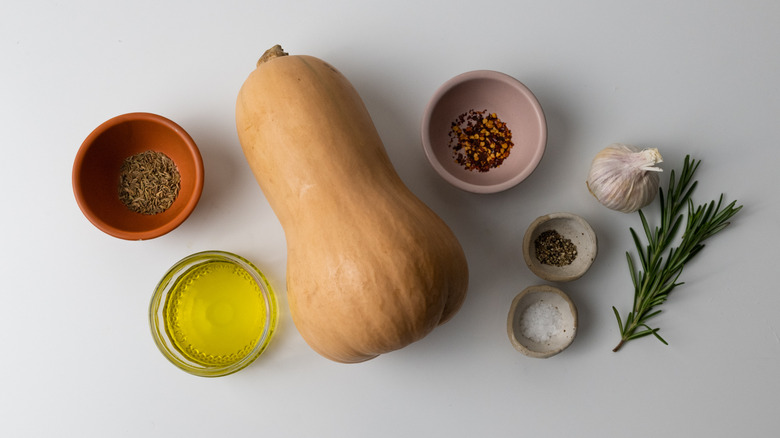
[149,251,278,377]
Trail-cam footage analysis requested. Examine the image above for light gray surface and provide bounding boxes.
[2,1,778,436]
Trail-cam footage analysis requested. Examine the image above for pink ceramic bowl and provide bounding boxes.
[421,70,546,193]
[72,113,204,240]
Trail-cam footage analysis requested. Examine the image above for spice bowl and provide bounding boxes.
[421,70,546,194]
[522,212,597,282]
[507,285,577,358]
[149,251,279,377]
[72,112,204,240]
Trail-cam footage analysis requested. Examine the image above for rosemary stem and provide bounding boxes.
[612,155,741,352]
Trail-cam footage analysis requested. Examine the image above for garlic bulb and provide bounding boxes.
[586,143,663,213]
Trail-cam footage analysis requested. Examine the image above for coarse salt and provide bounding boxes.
[520,300,563,343]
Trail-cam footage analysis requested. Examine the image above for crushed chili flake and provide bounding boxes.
[448,109,514,172]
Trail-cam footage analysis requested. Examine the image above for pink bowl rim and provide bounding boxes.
[421,70,547,194]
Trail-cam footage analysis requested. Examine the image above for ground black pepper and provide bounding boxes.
[448,109,514,172]
[534,230,578,266]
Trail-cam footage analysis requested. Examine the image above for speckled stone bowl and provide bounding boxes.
[507,285,578,358]
[522,212,597,282]
[421,70,546,194]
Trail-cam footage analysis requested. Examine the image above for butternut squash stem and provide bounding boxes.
[257,44,288,67]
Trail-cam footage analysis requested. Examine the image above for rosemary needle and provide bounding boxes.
[612,155,742,352]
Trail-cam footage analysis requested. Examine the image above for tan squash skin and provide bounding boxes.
[235,46,469,363]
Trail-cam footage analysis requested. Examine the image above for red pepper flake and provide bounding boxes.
[448,109,514,172]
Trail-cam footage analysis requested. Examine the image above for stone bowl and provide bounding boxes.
[522,212,597,282]
[507,284,578,358]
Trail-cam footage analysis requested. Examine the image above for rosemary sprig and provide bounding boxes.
[612,155,742,352]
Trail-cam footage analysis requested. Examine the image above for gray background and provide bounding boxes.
[3,0,778,436]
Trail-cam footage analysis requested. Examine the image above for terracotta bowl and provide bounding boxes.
[72,113,204,240]
[507,285,577,358]
[522,212,597,282]
[421,70,546,194]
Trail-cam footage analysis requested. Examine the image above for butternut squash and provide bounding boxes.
[235,45,469,363]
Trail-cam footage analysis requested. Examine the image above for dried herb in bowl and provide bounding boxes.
[118,150,181,215]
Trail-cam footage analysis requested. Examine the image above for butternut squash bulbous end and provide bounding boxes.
[235,45,469,363]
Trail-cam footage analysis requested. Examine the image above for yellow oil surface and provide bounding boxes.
[163,260,268,366]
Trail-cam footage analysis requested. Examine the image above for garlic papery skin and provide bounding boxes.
[586,144,663,213]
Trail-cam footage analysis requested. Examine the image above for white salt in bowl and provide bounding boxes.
[507,285,577,358]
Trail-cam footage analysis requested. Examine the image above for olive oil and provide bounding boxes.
[163,260,270,367]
